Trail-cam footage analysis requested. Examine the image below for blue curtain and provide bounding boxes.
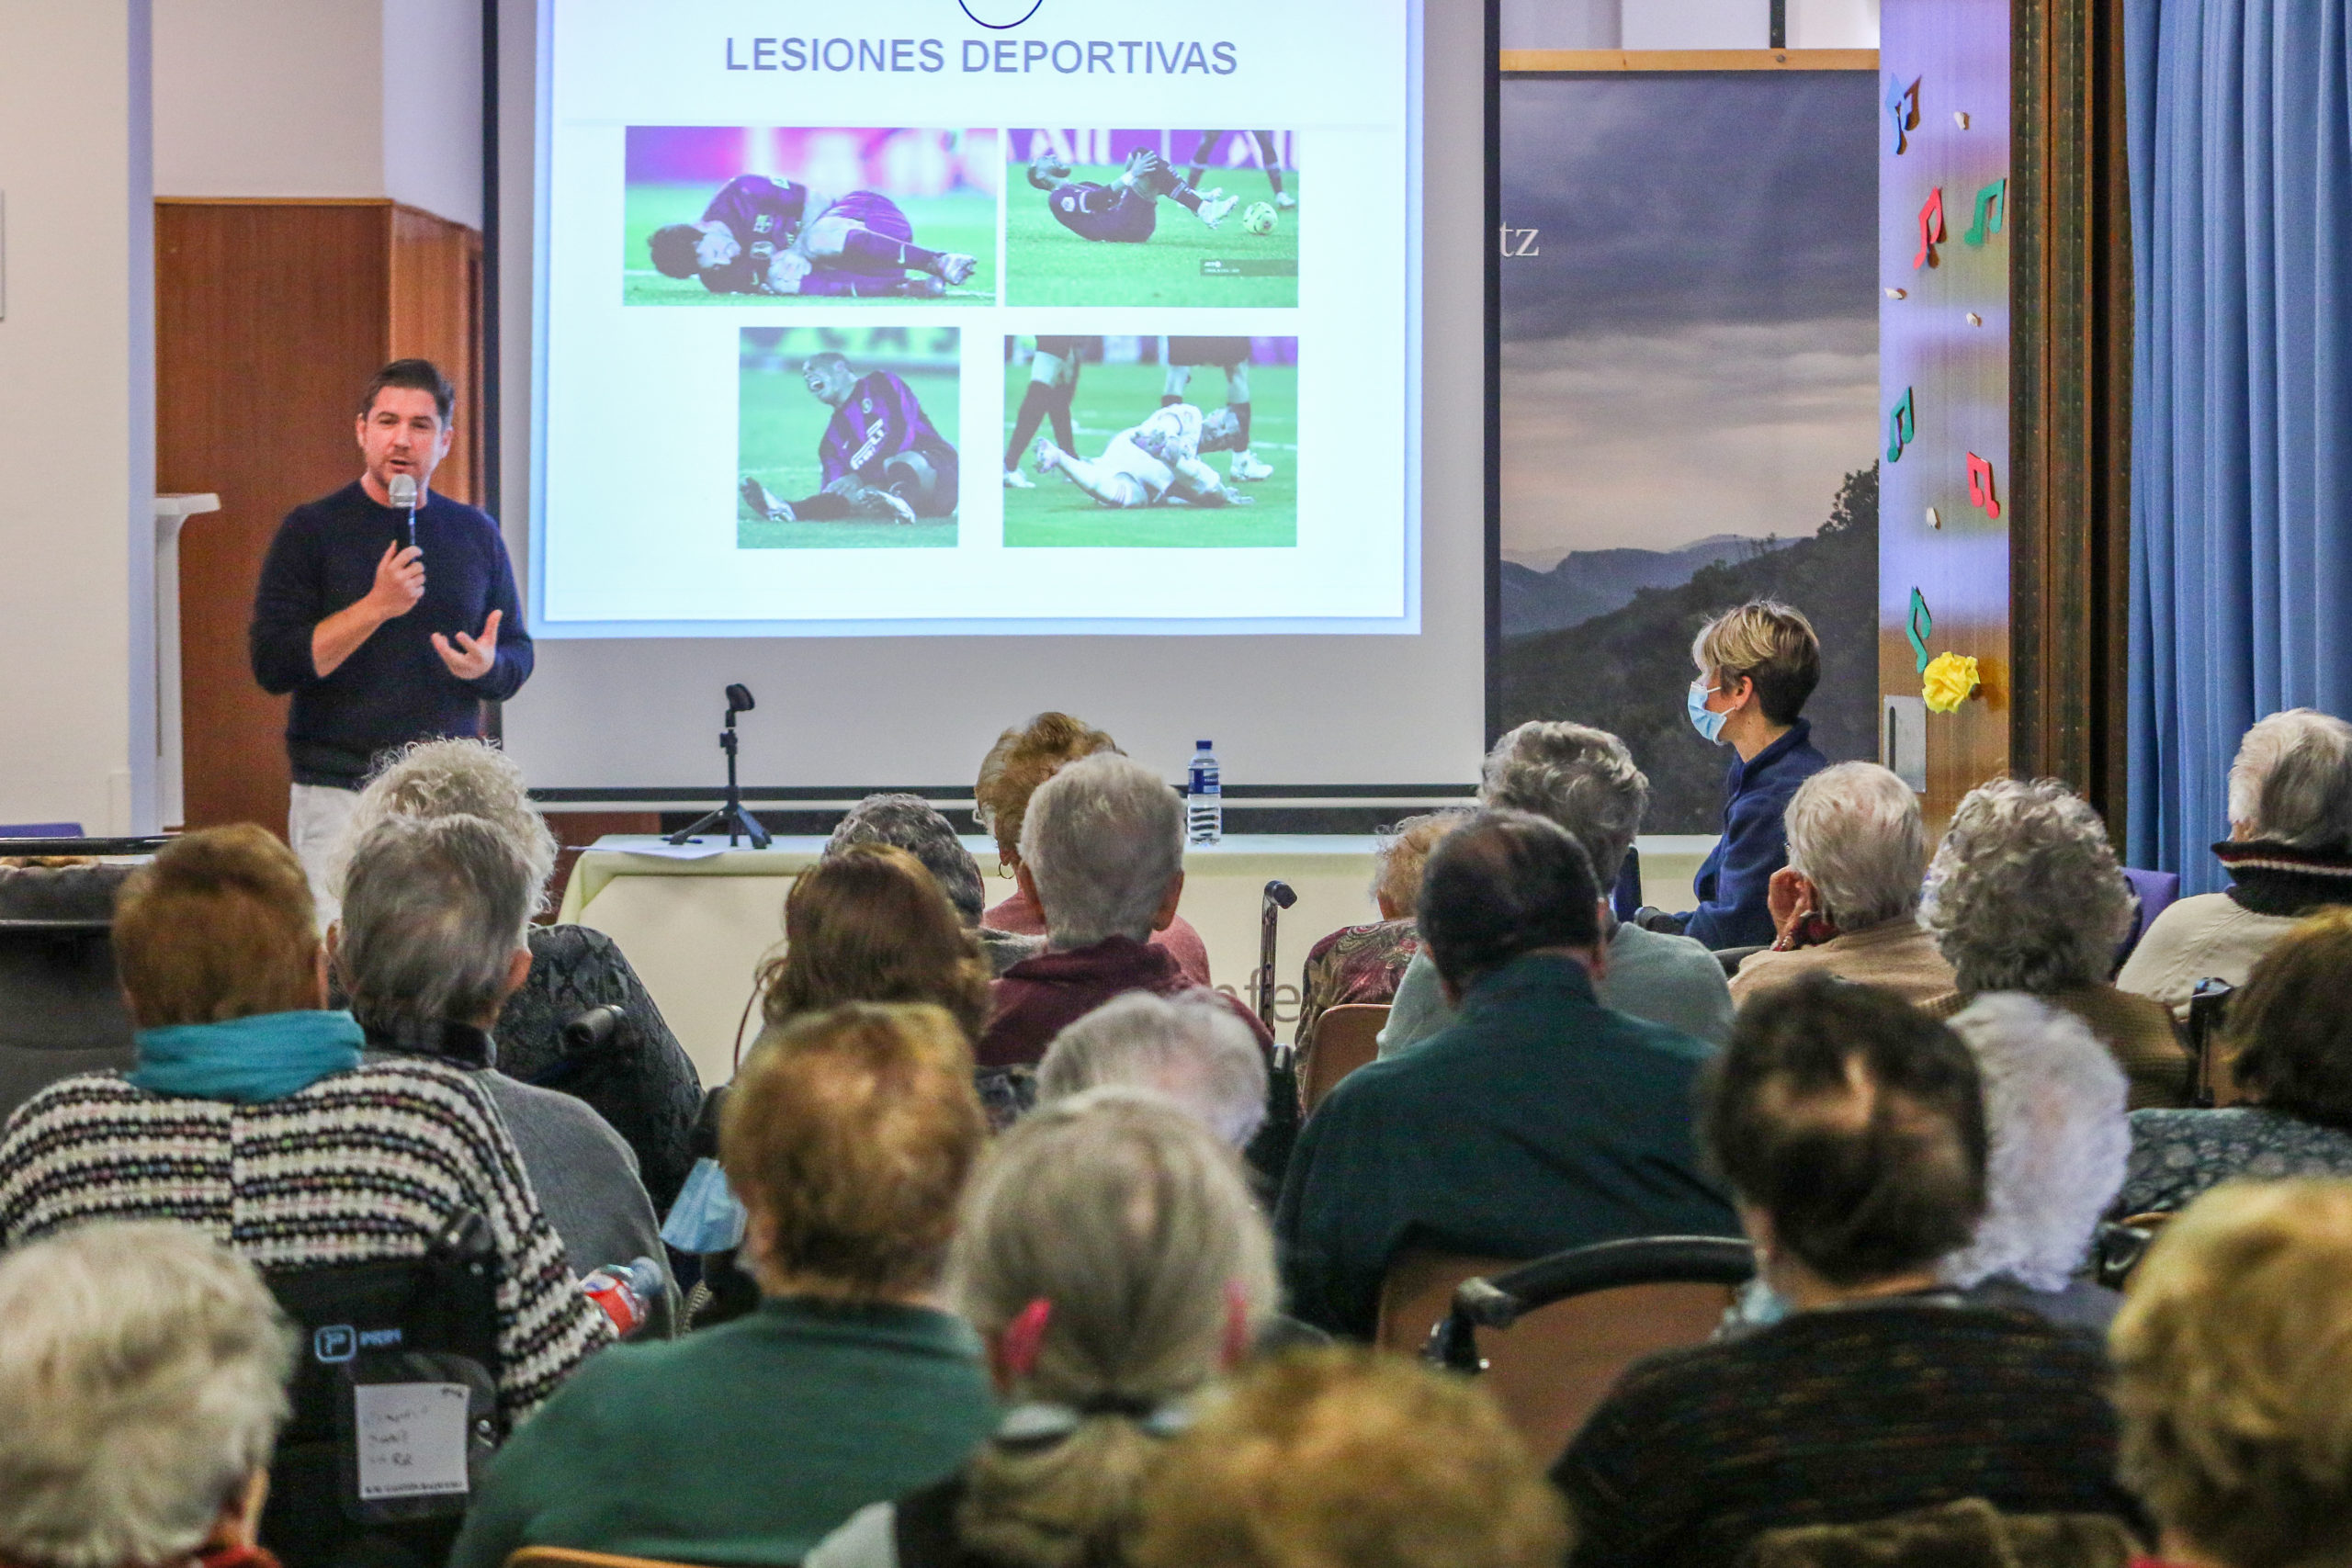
[2125,0,2352,893]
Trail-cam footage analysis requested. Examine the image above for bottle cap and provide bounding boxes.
[1196,739,1212,749]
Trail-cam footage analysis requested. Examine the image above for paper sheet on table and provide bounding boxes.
[611,839,738,861]
[355,1382,471,1500]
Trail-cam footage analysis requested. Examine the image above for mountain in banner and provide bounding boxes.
[1495,464,1880,835]
[1500,534,1802,639]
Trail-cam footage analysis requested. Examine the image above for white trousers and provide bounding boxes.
[288,783,359,931]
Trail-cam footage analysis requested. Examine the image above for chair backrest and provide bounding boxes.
[1301,1003,1386,1112]
[0,863,138,1122]
[1376,1247,1738,1463]
[509,1550,723,1568]
[2116,867,2182,968]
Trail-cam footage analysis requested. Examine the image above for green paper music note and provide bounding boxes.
[1963,178,2007,245]
[1907,589,1934,675]
[1886,388,1916,464]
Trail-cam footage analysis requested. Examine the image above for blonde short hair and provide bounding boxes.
[1372,809,1470,915]
[2111,1179,2352,1568]
[112,825,319,1029]
[1690,601,1822,725]
[0,1223,295,1568]
[722,1001,985,1301]
[1134,1347,1571,1568]
[975,712,1119,864]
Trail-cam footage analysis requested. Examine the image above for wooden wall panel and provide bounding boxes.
[157,199,484,838]
[390,205,484,505]
[1879,0,2013,829]
[157,202,391,836]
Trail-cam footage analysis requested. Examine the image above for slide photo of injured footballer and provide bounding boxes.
[1004,130,1298,308]
[1002,335,1296,548]
[626,127,999,304]
[738,328,962,549]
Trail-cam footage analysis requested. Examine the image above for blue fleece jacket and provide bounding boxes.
[249,481,532,786]
[1679,719,1828,951]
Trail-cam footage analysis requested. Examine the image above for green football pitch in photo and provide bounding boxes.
[738,364,959,548]
[1002,360,1296,547]
[622,185,998,305]
[1004,169,1300,308]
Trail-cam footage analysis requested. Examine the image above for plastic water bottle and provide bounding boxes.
[582,1257,666,1338]
[1187,740,1223,845]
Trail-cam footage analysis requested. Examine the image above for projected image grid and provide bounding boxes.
[537,0,1412,632]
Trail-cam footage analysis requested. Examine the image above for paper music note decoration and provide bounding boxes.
[1915,188,1946,268]
[1906,589,1935,674]
[1885,389,1916,464]
[1886,77,1921,154]
[1963,177,2007,245]
[1966,452,2001,519]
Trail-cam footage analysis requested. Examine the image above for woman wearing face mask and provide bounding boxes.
[1638,602,1828,952]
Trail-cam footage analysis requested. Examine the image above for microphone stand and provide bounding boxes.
[666,705,771,848]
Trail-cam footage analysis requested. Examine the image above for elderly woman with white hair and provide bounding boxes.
[1380,721,1731,1058]
[1922,778,2190,1109]
[1291,809,1461,1065]
[1940,993,2132,1333]
[1038,990,1271,1149]
[802,1089,1278,1568]
[338,739,703,1212]
[2120,708,2352,1019]
[0,1223,295,1568]
[1727,762,1955,1006]
[976,752,1272,1068]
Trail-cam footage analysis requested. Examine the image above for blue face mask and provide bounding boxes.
[1687,680,1730,744]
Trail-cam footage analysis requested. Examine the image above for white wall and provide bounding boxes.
[382,0,482,228]
[1504,0,1877,48]
[153,0,481,228]
[0,3,157,835]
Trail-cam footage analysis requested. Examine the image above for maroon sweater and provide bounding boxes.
[977,936,1272,1068]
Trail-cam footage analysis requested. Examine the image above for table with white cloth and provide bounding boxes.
[556,833,1719,1086]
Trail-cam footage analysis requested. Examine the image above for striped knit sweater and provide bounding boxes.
[0,1059,612,1422]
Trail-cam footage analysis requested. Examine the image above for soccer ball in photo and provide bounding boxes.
[1241,201,1278,235]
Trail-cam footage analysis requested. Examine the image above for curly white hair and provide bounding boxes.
[332,739,559,911]
[1939,992,2130,1291]
[1918,777,2132,994]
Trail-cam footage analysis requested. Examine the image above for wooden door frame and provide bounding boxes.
[2009,0,2133,833]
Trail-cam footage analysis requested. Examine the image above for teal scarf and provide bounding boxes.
[130,1010,367,1102]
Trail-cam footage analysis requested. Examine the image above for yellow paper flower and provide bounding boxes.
[1922,652,1981,714]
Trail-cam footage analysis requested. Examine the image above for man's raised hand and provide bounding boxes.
[433,609,503,681]
[367,541,426,620]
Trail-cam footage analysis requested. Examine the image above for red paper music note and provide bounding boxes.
[1966,452,2001,519]
[1914,187,1946,269]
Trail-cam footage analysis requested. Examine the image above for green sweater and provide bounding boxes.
[1275,953,1739,1338]
[449,1296,998,1568]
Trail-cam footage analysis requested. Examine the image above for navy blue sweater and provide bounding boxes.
[1680,718,1828,951]
[250,482,532,786]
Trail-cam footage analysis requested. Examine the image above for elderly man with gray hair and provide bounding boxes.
[336,813,673,1328]
[1379,721,1731,1058]
[1726,761,1955,1006]
[977,751,1272,1068]
[1038,990,1271,1148]
[2120,707,2352,1018]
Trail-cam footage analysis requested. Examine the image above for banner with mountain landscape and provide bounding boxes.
[1497,69,1881,833]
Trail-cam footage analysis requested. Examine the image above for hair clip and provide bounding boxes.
[1003,1296,1053,1377]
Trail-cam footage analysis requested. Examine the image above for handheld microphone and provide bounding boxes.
[387,472,419,548]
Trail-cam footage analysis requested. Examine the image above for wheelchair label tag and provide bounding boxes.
[354,1382,472,1501]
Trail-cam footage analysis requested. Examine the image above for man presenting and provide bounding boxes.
[250,359,530,916]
